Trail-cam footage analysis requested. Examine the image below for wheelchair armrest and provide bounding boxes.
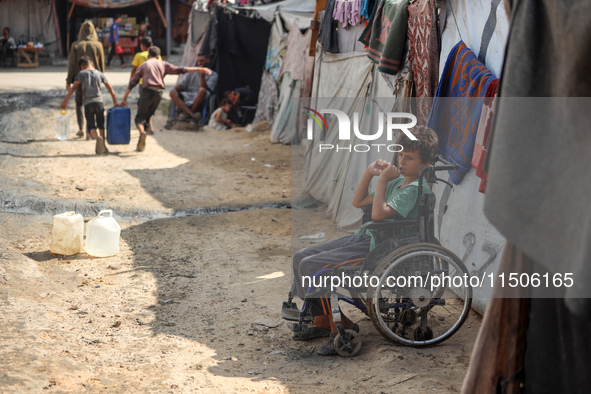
[362,219,417,231]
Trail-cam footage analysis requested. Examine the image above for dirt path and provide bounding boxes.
[0,68,480,393]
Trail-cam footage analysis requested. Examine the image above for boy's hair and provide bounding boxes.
[3,27,9,34]
[396,125,438,164]
[148,46,160,58]
[114,14,121,20]
[220,98,232,106]
[78,56,91,68]
[140,36,152,48]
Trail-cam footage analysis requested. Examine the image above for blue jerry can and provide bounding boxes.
[106,107,131,145]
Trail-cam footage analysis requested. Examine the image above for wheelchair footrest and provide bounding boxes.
[281,301,311,322]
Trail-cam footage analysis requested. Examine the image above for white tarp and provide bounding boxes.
[303,50,373,212]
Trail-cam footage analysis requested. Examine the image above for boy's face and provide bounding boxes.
[397,150,429,178]
[222,103,232,112]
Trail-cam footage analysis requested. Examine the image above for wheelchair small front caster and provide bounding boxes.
[334,329,362,357]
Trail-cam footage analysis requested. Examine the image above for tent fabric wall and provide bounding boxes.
[0,0,58,51]
[302,51,373,210]
[269,73,301,144]
[428,0,509,313]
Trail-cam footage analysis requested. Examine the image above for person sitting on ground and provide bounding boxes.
[167,54,218,128]
[129,36,161,134]
[207,98,235,130]
[224,86,257,125]
[0,27,16,67]
[288,126,438,356]
[61,56,117,155]
[120,46,211,152]
[65,21,105,139]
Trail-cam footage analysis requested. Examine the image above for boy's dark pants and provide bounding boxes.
[75,84,84,131]
[291,233,371,303]
[84,102,105,132]
[135,88,162,128]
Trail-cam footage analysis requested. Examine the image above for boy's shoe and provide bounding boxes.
[95,137,105,155]
[288,323,331,340]
[136,132,147,152]
[145,130,154,135]
[317,333,338,356]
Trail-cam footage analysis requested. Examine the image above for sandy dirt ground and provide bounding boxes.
[0,67,481,393]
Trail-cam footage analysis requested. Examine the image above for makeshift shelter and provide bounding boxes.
[180,3,271,109]
[0,0,62,56]
[64,0,176,58]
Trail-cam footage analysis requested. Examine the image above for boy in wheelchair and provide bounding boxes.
[286,126,439,356]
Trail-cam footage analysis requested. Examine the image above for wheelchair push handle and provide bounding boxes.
[431,155,458,172]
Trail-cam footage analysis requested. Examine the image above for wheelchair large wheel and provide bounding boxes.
[367,243,472,347]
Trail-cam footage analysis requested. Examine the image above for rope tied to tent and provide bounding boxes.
[447,0,464,43]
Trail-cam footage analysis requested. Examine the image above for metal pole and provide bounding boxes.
[165,0,171,58]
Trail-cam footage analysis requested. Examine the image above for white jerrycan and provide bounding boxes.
[50,211,84,255]
[85,210,121,257]
[57,108,70,140]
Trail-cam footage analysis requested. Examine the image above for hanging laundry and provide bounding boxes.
[265,13,287,80]
[319,0,340,53]
[333,0,363,29]
[407,0,439,125]
[253,71,279,125]
[426,41,496,185]
[359,0,410,75]
[360,0,378,20]
[278,19,313,82]
[472,78,499,193]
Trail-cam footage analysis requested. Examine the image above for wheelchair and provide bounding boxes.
[282,156,472,356]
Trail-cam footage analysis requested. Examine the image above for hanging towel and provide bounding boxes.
[359,0,410,75]
[426,41,496,184]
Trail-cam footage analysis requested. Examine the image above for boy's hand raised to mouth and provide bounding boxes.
[379,163,401,181]
[366,159,390,176]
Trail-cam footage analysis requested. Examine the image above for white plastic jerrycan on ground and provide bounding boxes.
[57,109,70,140]
[85,210,121,257]
[50,211,84,255]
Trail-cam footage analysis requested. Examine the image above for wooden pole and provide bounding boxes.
[68,2,76,19]
[309,0,326,57]
[153,0,168,29]
[52,0,64,57]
